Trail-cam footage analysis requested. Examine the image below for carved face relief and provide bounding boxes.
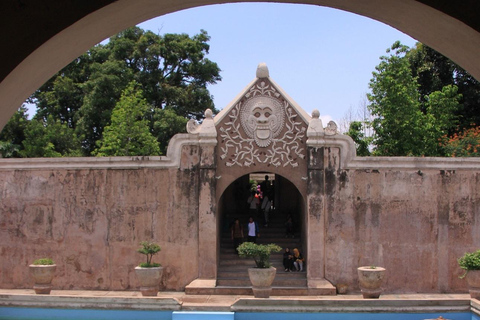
[241,96,284,147]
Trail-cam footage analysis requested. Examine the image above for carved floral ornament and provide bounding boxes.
[218,81,307,168]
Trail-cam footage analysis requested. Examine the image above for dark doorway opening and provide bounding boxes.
[216,172,307,293]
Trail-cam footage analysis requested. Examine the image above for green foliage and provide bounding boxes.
[152,108,187,154]
[346,121,372,156]
[408,43,480,132]
[33,258,54,265]
[237,242,281,268]
[442,126,480,157]
[137,241,161,267]
[24,26,221,156]
[20,116,82,157]
[94,81,160,156]
[249,179,258,192]
[368,41,461,156]
[0,106,29,158]
[458,250,480,278]
[0,141,20,158]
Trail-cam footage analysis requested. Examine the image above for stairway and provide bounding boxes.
[215,211,308,295]
[186,206,335,296]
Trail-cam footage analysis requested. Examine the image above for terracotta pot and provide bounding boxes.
[357,266,385,299]
[248,267,276,298]
[465,269,480,299]
[336,283,348,294]
[29,264,56,294]
[134,266,163,296]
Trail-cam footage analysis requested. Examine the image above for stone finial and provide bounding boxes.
[256,63,269,78]
[186,109,215,134]
[198,108,217,138]
[205,108,213,119]
[307,109,324,137]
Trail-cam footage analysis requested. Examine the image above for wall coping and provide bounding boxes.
[0,132,479,171]
[0,133,200,170]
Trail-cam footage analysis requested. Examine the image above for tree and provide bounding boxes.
[346,121,372,156]
[0,106,29,157]
[407,43,480,132]
[368,42,425,156]
[28,26,221,156]
[152,108,187,154]
[94,82,160,156]
[21,116,82,158]
[367,41,461,156]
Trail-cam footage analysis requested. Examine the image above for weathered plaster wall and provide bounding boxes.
[321,147,480,293]
[0,145,202,291]
[1,139,479,294]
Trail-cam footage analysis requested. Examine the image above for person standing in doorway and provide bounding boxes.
[231,218,244,254]
[247,216,260,243]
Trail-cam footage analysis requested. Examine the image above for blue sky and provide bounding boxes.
[137,3,417,127]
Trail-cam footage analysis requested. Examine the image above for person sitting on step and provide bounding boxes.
[283,248,294,272]
[293,248,304,272]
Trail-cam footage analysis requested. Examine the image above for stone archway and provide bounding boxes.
[1,1,479,130]
[185,63,341,295]
[212,171,311,295]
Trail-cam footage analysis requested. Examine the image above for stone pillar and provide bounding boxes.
[305,109,337,293]
[198,144,217,278]
[195,109,218,280]
[306,146,326,282]
[306,109,326,285]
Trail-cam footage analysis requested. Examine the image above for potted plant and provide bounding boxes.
[29,258,56,294]
[237,242,282,298]
[458,249,480,299]
[357,265,386,298]
[134,241,163,296]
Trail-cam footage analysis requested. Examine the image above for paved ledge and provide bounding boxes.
[0,289,182,311]
[0,289,477,314]
[231,296,473,313]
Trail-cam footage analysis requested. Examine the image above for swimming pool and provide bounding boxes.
[1,308,479,320]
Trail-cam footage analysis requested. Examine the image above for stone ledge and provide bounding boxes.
[0,292,181,311]
[231,297,472,313]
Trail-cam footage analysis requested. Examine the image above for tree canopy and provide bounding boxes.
[347,41,479,157]
[94,81,161,156]
[0,26,221,157]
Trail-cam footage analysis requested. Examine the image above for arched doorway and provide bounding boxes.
[216,172,308,295]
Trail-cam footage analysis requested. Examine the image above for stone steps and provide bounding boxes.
[186,210,336,296]
[185,284,336,296]
[215,211,307,292]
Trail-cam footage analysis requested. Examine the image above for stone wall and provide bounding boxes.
[321,147,480,293]
[0,138,479,294]
[0,143,202,291]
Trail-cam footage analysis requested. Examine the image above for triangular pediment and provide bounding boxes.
[214,63,311,168]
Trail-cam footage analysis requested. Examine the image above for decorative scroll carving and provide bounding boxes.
[325,120,339,136]
[219,81,306,168]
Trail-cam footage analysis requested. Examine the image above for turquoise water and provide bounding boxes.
[0,308,171,320]
[235,312,479,320]
[0,308,479,320]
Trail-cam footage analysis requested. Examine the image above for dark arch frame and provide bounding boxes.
[0,0,479,130]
